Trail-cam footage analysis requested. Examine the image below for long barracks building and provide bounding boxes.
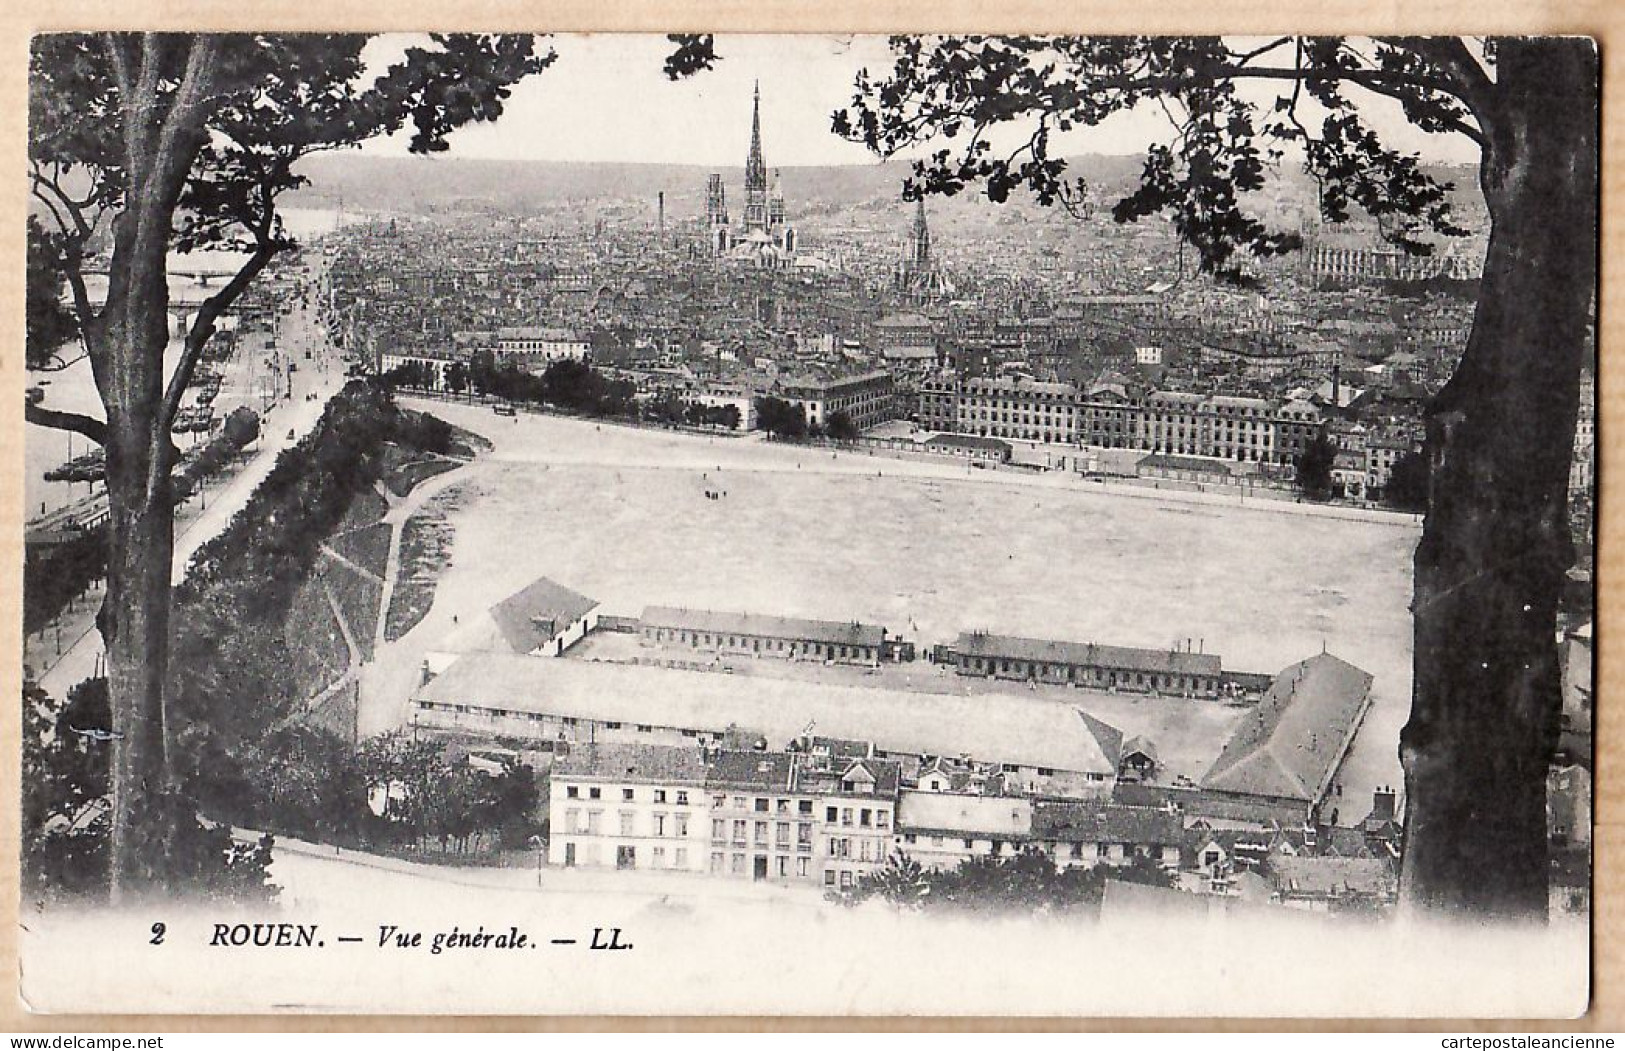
[639,606,887,667]
[918,374,1327,469]
[945,631,1225,699]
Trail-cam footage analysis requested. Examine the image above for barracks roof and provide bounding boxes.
[640,606,885,649]
[490,577,598,653]
[953,632,1223,679]
[416,653,1121,777]
[1201,652,1374,803]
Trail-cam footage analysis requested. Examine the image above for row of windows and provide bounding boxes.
[647,628,874,660]
[960,656,1215,694]
[712,818,817,848]
[709,851,814,878]
[560,809,693,837]
[900,834,1156,860]
[564,785,691,805]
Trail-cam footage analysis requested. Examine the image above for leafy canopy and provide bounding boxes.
[834,36,1485,284]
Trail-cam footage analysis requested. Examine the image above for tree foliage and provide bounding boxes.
[832,848,1176,914]
[835,36,1478,285]
[754,396,809,439]
[25,217,79,370]
[825,410,860,441]
[1295,428,1338,500]
[22,677,277,904]
[1385,448,1430,512]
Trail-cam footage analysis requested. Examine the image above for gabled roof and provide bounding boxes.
[1122,735,1159,763]
[1079,711,1125,768]
[705,749,796,791]
[489,577,598,654]
[1201,652,1374,804]
[1268,855,1396,898]
[1033,801,1183,846]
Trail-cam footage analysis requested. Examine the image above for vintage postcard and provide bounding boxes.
[16,32,1596,1017]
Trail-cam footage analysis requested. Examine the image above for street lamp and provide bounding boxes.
[528,834,544,886]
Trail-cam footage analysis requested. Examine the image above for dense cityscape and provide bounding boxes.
[20,38,1597,1016]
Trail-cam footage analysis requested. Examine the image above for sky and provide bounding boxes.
[357,35,1483,168]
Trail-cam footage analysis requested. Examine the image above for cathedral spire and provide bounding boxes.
[746,80,767,193]
[912,196,931,270]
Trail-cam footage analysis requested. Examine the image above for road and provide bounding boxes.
[37,256,348,699]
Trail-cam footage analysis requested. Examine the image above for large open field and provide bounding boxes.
[367,401,1420,818]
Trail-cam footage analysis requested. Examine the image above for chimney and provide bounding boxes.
[1331,363,1342,409]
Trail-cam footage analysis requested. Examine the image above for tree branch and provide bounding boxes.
[28,182,98,338]
[26,403,107,446]
[1377,36,1496,113]
[159,237,280,430]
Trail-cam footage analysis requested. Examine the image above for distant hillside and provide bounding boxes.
[285,152,1151,220]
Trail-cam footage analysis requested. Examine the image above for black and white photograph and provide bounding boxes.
[17,30,1598,1017]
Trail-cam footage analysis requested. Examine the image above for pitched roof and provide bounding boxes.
[489,577,597,653]
[1201,652,1374,803]
[1122,735,1159,763]
[1033,801,1184,846]
[706,749,796,791]
[1079,711,1125,767]
[953,631,1223,679]
[416,653,1122,776]
[1267,855,1396,898]
[553,742,707,784]
[641,606,885,649]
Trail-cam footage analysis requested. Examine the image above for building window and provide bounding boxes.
[676,791,689,805]
[732,819,747,843]
[675,848,688,869]
[826,806,838,823]
[731,853,745,875]
[675,814,689,837]
[654,790,667,803]
[619,812,635,836]
[824,870,836,887]
[799,800,813,815]
[653,813,666,837]
[712,819,726,841]
[755,798,769,813]
[566,786,579,799]
[710,852,724,874]
[588,787,601,800]
[622,788,635,802]
[754,821,768,844]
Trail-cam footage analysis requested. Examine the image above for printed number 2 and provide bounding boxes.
[150,922,165,945]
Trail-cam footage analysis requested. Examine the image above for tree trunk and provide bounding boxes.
[95,210,182,901]
[1400,39,1597,921]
